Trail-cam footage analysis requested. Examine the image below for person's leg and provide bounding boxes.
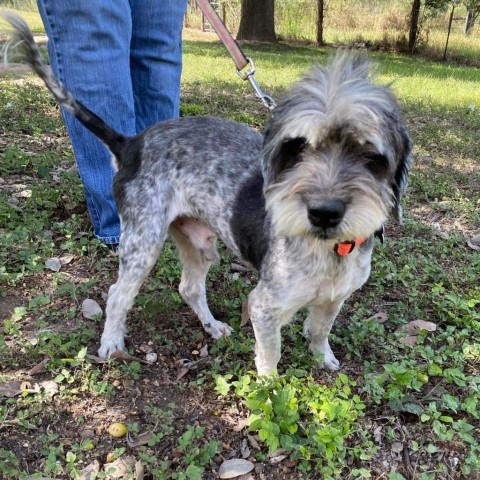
[37,0,136,245]
[129,0,187,131]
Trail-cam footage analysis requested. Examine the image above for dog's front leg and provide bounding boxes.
[248,283,294,376]
[303,301,344,370]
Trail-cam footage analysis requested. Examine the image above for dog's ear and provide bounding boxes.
[391,129,413,222]
[265,136,307,183]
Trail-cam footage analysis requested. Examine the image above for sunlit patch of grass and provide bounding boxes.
[1,7,44,33]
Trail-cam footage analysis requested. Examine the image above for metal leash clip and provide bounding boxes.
[196,0,276,111]
[237,58,276,111]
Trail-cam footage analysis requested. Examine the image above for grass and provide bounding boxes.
[1,6,44,32]
[1,8,480,480]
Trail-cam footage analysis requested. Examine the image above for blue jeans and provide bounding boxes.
[37,0,187,244]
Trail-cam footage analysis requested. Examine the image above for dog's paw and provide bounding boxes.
[322,351,340,371]
[98,335,125,358]
[204,319,233,339]
[310,341,340,371]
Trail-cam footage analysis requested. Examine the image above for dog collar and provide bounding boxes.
[334,237,367,256]
[334,226,384,256]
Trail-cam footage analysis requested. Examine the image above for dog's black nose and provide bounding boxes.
[308,200,346,229]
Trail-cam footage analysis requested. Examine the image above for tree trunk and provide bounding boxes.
[464,10,476,35]
[408,0,421,53]
[237,0,276,42]
[443,3,455,61]
[317,0,325,46]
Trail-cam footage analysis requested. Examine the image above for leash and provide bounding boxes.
[194,0,276,111]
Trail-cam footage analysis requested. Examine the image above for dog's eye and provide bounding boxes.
[276,137,307,175]
[365,153,389,176]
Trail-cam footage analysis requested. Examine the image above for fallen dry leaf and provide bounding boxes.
[406,320,437,335]
[400,335,418,346]
[27,358,49,376]
[0,380,31,397]
[467,236,480,251]
[59,253,75,265]
[138,343,154,354]
[82,299,103,319]
[126,431,153,448]
[398,320,437,345]
[40,380,59,398]
[391,441,404,453]
[80,459,100,480]
[218,458,254,479]
[80,429,95,439]
[135,460,144,480]
[175,366,190,381]
[175,357,208,381]
[270,454,288,464]
[368,312,388,323]
[104,455,136,479]
[241,438,251,458]
[269,448,288,464]
[232,417,250,432]
[241,300,250,327]
[247,434,261,451]
[45,257,62,272]
[0,379,57,398]
[110,350,149,365]
[199,344,209,357]
[86,354,108,364]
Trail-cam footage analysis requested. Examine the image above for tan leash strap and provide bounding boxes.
[194,0,276,110]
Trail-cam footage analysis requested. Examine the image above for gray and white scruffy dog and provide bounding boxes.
[3,14,412,375]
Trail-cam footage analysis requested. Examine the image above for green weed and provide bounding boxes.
[216,371,374,478]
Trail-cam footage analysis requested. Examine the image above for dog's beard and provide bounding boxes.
[265,172,391,242]
[335,193,390,240]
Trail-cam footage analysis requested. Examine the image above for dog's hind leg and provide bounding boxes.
[169,219,233,339]
[98,221,167,358]
[303,301,344,371]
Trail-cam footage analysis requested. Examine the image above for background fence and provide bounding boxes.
[1,0,479,63]
[186,0,480,63]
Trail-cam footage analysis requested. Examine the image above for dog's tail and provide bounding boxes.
[1,12,126,158]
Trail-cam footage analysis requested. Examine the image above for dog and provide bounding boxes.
[2,13,412,375]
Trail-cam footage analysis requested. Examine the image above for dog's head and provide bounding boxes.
[262,51,412,243]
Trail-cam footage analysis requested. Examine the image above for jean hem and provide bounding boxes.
[96,235,120,245]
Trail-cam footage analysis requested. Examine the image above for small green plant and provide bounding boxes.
[175,426,220,479]
[120,360,142,380]
[147,425,220,480]
[0,450,24,479]
[216,371,373,477]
